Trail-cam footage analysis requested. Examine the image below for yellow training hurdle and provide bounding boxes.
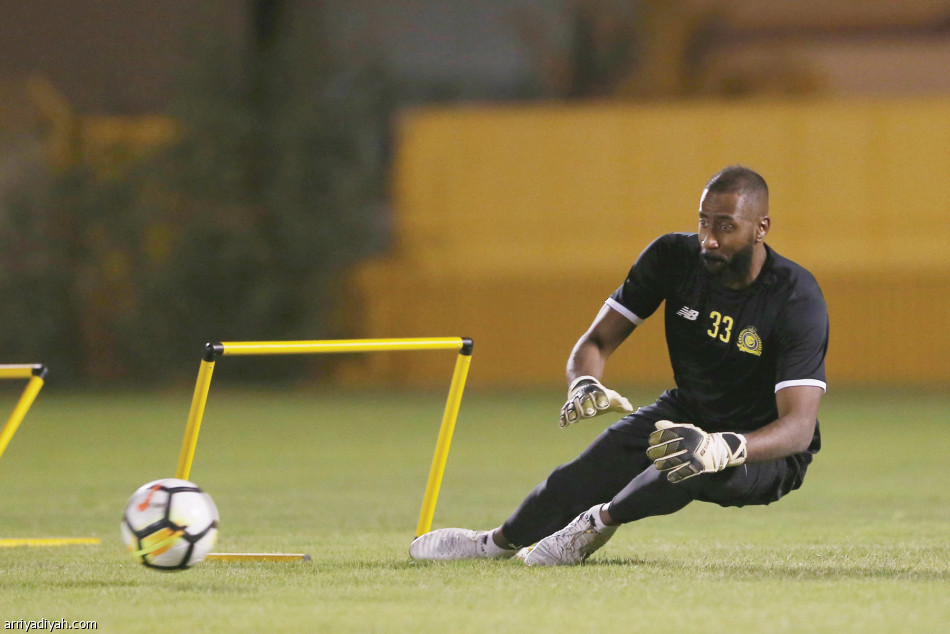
[175,337,474,557]
[0,364,101,548]
[0,364,48,463]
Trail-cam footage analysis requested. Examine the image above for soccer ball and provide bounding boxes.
[121,478,219,570]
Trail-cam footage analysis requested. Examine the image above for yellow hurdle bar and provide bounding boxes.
[215,338,468,356]
[0,537,101,548]
[416,350,472,536]
[0,365,47,462]
[0,364,44,380]
[175,337,474,539]
[175,359,217,481]
[205,553,311,562]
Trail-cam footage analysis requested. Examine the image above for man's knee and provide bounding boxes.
[540,429,650,507]
[607,464,698,523]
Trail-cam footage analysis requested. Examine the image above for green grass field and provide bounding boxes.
[0,383,947,632]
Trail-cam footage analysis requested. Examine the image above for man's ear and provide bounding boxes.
[756,216,771,243]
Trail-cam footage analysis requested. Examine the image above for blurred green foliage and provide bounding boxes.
[0,17,392,384]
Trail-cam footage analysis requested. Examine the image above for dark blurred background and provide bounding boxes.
[1,0,949,386]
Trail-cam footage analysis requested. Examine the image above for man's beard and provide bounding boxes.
[701,242,755,280]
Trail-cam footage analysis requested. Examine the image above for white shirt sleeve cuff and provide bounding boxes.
[775,379,827,393]
[605,298,644,325]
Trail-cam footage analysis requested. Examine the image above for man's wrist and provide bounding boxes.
[568,375,599,394]
[719,432,748,466]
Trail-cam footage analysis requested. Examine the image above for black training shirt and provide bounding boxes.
[608,233,828,444]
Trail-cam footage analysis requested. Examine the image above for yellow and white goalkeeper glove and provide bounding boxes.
[646,420,747,483]
[559,375,633,428]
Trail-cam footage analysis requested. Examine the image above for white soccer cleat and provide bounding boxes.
[522,507,618,566]
[409,528,517,561]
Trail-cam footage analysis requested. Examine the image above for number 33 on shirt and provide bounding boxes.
[707,311,733,342]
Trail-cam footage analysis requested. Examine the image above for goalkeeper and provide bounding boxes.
[411,165,829,566]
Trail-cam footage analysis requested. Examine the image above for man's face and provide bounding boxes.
[697,190,761,277]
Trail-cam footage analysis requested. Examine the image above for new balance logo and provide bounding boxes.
[676,306,699,321]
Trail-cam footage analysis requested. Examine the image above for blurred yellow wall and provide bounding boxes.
[343,99,950,388]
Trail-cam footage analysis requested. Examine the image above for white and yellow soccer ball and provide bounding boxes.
[121,478,219,570]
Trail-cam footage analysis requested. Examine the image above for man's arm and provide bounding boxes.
[647,384,823,482]
[744,384,823,462]
[566,304,637,384]
[559,305,638,427]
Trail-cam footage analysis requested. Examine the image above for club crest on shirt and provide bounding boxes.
[737,326,763,356]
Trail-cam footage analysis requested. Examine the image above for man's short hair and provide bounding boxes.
[705,165,769,200]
